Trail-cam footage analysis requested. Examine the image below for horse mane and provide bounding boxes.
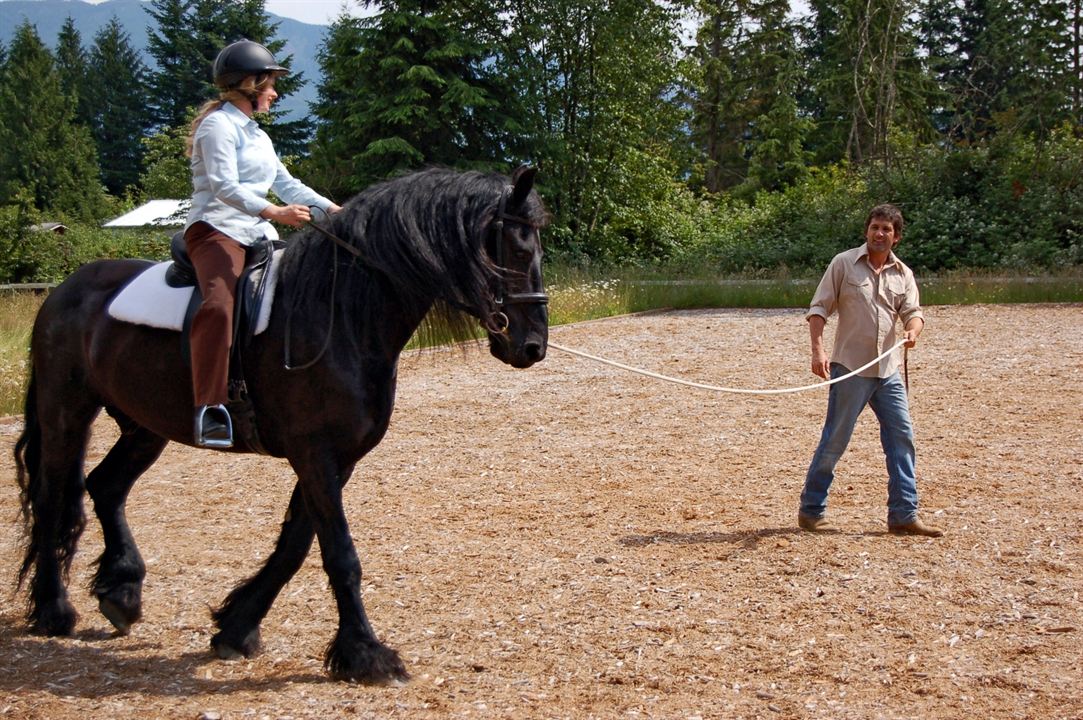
[278,167,546,348]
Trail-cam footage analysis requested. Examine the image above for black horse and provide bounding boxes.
[13,166,549,683]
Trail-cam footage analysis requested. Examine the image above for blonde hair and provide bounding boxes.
[185,74,273,157]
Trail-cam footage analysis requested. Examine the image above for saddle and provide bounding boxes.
[167,231,283,455]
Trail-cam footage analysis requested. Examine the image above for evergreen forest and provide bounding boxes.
[0,0,1081,283]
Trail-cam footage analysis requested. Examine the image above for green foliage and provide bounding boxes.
[88,19,154,195]
[676,165,871,274]
[509,0,688,260]
[867,126,1083,270]
[0,196,42,283]
[802,0,934,165]
[55,17,94,130]
[686,0,806,193]
[0,23,110,221]
[145,0,308,152]
[307,1,512,197]
[139,121,193,199]
[558,145,717,264]
[671,127,1083,275]
[0,216,170,285]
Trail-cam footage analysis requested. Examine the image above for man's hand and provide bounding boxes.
[808,314,830,378]
[811,348,830,379]
[903,317,925,348]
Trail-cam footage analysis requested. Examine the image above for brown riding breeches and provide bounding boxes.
[185,221,247,407]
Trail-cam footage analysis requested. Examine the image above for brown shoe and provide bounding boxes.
[888,518,944,537]
[798,513,831,532]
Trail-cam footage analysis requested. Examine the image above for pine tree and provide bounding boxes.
[686,0,809,192]
[55,17,94,130]
[146,0,204,130]
[1072,0,1082,123]
[499,0,686,256]
[1003,0,1073,139]
[939,0,1073,143]
[88,18,154,195]
[308,0,510,196]
[917,0,963,135]
[803,0,933,165]
[146,0,309,154]
[0,22,106,219]
[686,0,747,192]
[305,14,366,196]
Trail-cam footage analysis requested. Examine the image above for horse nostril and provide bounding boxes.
[524,341,545,362]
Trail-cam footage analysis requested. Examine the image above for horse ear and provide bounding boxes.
[511,165,537,205]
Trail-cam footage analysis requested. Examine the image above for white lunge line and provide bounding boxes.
[546,339,907,395]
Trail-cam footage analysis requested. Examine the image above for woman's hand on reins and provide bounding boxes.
[261,204,312,227]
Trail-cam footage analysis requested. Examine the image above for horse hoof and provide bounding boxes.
[31,599,78,637]
[211,627,261,660]
[213,642,245,661]
[99,596,140,636]
[325,636,410,685]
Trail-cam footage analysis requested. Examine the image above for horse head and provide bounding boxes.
[484,166,549,368]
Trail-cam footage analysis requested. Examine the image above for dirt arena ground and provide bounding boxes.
[0,303,1080,719]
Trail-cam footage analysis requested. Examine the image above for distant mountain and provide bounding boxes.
[0,0,327,121]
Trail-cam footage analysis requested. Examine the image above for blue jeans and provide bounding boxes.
[800,364,919,526]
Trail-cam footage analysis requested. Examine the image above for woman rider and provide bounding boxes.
[184,40,341,448]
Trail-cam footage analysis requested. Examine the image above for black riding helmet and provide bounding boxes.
[212,40,287,89]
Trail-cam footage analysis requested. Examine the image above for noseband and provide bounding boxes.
[487,187,549,334]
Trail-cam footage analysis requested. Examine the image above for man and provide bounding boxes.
[798,203,943,537]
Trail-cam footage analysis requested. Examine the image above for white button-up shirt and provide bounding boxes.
[805,244,924,378]
[185,102,333,245]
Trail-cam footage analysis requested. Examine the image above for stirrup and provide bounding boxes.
[194,404,233,448]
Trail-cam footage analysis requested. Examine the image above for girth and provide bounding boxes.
[168,231,282,454]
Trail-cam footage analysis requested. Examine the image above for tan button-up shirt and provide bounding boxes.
[805,245,924,378]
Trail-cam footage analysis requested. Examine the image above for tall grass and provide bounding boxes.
[0,269,1079,416]
[0,291,43,417]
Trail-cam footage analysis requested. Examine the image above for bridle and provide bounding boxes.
[486,186,549,334]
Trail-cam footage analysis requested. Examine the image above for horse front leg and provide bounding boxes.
[292,451,408,684]
[85,420,168,635]
[211,481,317,659]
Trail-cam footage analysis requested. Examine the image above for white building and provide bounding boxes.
[104,200,190,228]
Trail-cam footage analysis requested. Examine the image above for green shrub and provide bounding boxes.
[677,165,871,274]
[0,213,170,284]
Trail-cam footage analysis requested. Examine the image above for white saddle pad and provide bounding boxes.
[107,250,283,335]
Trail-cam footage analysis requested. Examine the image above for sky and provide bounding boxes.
[8,0,807,33]
[61,0,374,26]
[263,0,373,26]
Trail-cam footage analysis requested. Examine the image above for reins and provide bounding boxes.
[283,218,345,370]
[547,338,909,395]
[283,207,368,371]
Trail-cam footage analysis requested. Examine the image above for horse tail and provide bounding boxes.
[13,363,87,592]
[14,366,42,588]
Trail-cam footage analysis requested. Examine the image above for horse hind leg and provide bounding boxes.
[15,375,99,636]
[85,410,168,635]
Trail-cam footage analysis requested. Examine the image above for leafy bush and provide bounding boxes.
[0,197,42,283]
[672,129,1083,276]
[0,212,170,284]
[676,165,871,274]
